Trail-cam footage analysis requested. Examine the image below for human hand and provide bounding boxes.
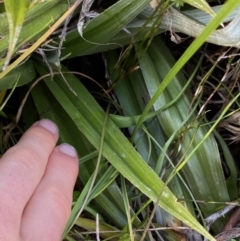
[0,119,79,240]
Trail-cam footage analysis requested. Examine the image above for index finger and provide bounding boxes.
[0,119,59,240]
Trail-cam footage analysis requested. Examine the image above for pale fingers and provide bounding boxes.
[0,119,59,240]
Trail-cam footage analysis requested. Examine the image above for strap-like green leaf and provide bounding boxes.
[182,0,216,18]
[138,37,231,217]
[3,0,29,69]
[61,0,153,58]
[34,61,216,241]
[0,59,35,90]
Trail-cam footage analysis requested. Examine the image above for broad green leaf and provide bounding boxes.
[34,61,215,241]
[61,0,153,58]
[59,3,240,58]
[0,59,35,91]
[107,49,202,240]
[182,5,240,25]
[3,0,29,69]
[0,0,65,58]
[182,0,216,18]
[30,80,141,231]
[107,50,166,168]
[0,1,62,39]
[138,37,231,218]
[0,0,79,79]
[214,131,238,200]
[132,0,240,141]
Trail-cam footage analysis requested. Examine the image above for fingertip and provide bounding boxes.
[33,119,59,135]
[51,143,79,179]
[58,143,78,158]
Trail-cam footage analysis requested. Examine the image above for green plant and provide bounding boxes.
[1,0,240,240]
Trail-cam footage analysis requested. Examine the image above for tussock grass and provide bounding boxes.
[1,0,240,240]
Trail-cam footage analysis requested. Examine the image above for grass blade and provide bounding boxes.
[137,38,232,224]
[0,59,36,90]
[3,0,29,69]
[61,0,153,58]
[33,61,216,240]
[183,0,216,18]
[132,0,240,139]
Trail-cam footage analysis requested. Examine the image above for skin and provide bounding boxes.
[0,119,79,241]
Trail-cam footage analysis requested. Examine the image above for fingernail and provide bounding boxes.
[38,119,58,135]
[58,143,77,157]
